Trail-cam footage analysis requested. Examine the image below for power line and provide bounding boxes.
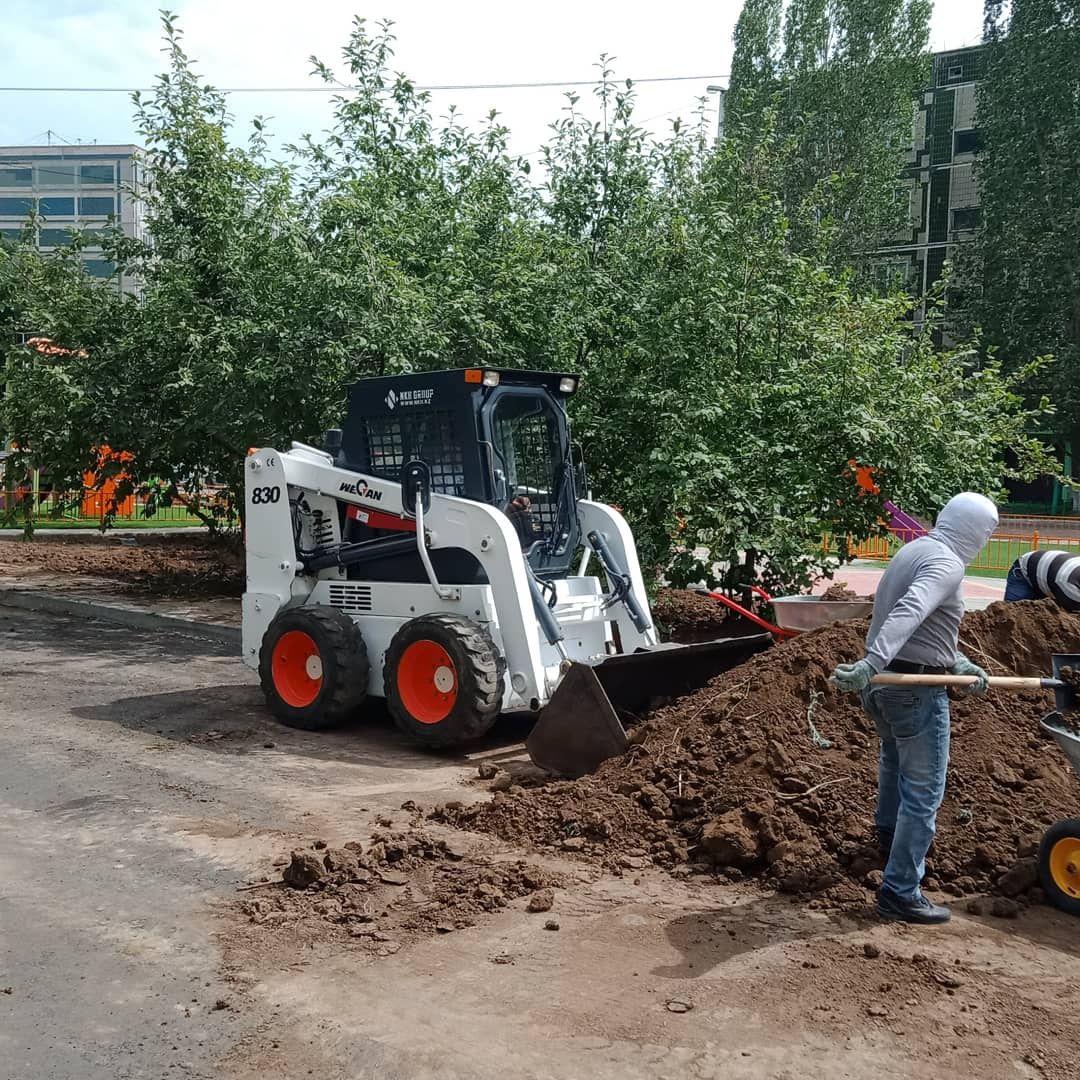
[0,73,729,95]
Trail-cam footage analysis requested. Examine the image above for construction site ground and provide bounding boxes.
[2,606,1077,1080]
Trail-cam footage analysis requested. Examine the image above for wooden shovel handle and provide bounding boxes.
[871,673,1057,691]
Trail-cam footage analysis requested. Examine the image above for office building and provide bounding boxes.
[0,143,145,292]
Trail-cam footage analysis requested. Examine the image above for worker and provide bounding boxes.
[830,492,999,925]
[1003,550,1080,611]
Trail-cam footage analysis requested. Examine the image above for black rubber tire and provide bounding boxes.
[384,613,505,748]
[1038,817,1080,917]
[258,606,369,731]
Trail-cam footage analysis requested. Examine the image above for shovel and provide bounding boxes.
[526,634,773,779]
[870,651,1080,714]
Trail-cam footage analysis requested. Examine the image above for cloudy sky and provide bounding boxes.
[0,0,986,157]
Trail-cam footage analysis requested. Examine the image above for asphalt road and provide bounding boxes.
[0,608,477,1080]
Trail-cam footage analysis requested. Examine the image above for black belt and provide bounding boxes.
[886,659,948,675]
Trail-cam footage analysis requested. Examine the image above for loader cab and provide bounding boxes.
[339,368,581,580]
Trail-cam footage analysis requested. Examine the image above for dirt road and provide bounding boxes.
[2,608,1077,1079]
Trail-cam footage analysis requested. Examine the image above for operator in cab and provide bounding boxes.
[830,493,999,925]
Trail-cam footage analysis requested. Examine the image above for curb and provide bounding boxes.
[0,587,240,647]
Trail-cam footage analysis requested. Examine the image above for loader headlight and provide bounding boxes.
[482,370,501,387]
[558,377,577,394]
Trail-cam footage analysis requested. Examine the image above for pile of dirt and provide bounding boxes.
[652,589,730,642]
[819,582,869,602]
[238,828,562,949]
[435,600,1080,907]
[0,534,243,596]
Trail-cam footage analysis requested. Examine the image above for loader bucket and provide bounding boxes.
[526,633,773,778]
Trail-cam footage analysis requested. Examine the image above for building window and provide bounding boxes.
[35,164,76,187]
[38,196,75,216]
[80,164,115,185]
[0,167,33,187]
[954,129,983,156]
[85,259,116,278]
[79,196,115,216]
[952,207,982,231]
[0,227,26,242]
[947,64,964,81]
[39,228,76,247]
[0,196,34,215]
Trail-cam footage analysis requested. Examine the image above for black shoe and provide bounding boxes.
[877,888,951,924]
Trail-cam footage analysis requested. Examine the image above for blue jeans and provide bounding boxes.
[860,683,950,901]
[1004,561,1041,602]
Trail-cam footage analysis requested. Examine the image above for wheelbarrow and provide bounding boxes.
[1038,654,1080,917]
[703,588,873,640]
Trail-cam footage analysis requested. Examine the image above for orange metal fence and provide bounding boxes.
[826,528,1080,573]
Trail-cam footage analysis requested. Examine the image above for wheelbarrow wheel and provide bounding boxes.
[1038,818,1080,916]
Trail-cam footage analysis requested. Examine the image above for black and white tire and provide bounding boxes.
[258,606,369,731]
[384,614,504,748]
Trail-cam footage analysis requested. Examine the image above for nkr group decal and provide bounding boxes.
[385,387,434,410]
[339,479,384,502]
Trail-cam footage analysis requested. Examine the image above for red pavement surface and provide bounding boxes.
[812,565,1004,602]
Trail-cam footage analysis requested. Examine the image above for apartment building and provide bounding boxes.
[875,46,986,304]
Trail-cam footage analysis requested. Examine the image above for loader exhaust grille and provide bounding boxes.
[327,583,374,613]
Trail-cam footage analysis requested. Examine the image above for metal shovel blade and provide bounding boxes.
[1051,653,1080,714]
[526,634,772,778]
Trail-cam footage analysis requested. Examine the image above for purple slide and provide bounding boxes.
[885,500,928,542]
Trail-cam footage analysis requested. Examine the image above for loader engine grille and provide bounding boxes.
[327,583,374,613]
[361,412,466,496]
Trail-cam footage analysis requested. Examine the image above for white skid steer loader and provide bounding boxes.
[243,368,769,776]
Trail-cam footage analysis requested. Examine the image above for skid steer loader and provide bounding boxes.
[243,368,769,776]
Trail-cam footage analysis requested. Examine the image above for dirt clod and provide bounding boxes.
[477,761,499,780]
[527,888,555,913]
[283,851,325,889]
[863,943,881,959]
[544,919,560,931]
[991,897,1021,919]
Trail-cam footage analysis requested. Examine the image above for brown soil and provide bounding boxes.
[238,827,562,951]
[0,534,243,596]
[819,582,867,601]
[434,599,1080,909]
[652,588,729,642]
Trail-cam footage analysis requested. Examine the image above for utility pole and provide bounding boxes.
[706,85,726,143]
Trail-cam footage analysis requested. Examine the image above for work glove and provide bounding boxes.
[830,659,875,692]
[951,653,989,695]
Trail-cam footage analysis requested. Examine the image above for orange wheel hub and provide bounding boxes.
[397,640,458,724]
[1049,836,1080,899]
[271,630,323,708]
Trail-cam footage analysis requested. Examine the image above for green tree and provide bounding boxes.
[728,0,932,264]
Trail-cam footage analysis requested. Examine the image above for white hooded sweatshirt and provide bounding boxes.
[864,492,999,672]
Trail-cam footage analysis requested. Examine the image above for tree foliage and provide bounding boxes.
[728,0,932,262]
[0,13,1054,591]
[960,0,1080,442]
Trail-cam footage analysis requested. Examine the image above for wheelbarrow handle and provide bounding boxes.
[871,673,1063,691]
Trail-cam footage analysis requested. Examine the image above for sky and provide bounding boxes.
[0,0,987,159]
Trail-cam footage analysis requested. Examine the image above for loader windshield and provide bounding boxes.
[486,390,572,557]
